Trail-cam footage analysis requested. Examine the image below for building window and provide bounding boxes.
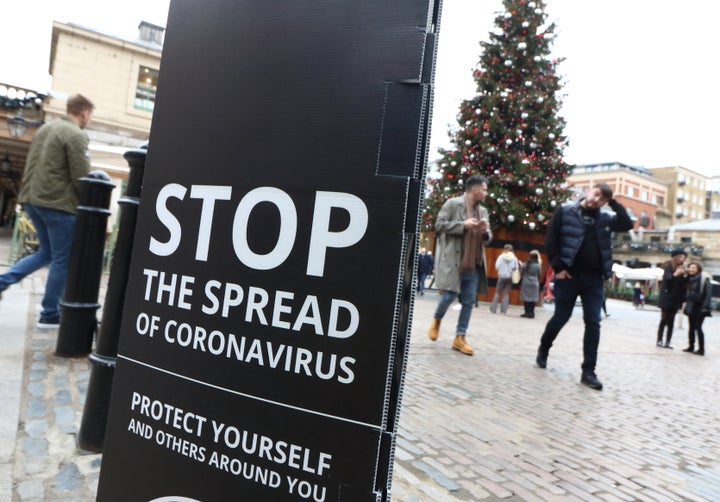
[135,66,159,111]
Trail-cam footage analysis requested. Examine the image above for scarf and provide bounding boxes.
[460,192,484,272]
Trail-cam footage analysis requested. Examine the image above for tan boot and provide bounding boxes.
[452,335,474,356]
[428,318,440,341]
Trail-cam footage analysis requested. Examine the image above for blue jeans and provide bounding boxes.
[490,276,512,313]
[433,268,480,336]
[538,273,604,371]
[0,204,76,318]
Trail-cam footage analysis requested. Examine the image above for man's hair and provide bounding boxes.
[66,94,95,116]
[593,182,613,200]
[504,244,513,251]
[465,175,487,191]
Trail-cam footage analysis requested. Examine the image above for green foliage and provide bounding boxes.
[0,94,40,111]
[423,0,573,232]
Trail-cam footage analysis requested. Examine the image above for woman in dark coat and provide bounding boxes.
[682,262,712,355]
[656,250,688,349]
[519,250,542,318]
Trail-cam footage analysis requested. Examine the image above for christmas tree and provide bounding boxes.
[424,0,572,233]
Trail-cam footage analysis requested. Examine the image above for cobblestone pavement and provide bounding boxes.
[392,292,720,501]
[2,261,720,500]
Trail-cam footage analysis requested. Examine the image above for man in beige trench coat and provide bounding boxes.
[427,175,492,355]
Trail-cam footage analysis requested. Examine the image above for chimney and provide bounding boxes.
[138,21,165,45]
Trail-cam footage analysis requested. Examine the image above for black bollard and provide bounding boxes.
[78,146,146,452]
[56,171,115,357]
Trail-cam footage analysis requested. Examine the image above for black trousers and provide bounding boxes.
[657,308,679,344]
[687,314,706,350]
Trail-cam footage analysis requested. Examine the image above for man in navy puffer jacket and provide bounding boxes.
[535,183,633,390]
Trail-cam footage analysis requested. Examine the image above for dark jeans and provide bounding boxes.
[417,272,429,292]
[538,273,604,372]
[657,308,679,344]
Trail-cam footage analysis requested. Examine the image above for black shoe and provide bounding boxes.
[37,314,60,330]
[520,313,529,318]
[664,343,673,349]
[694,349,704,356]
[682,347,694,353]
[581,371,603,390]
[536,349,547,369]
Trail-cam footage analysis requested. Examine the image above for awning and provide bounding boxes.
[612,263,663,281]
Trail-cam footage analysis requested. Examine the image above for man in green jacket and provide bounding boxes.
[0,94,94,328]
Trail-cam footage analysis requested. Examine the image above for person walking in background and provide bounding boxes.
[490,244,519,314]
[633,282,644,308]
[416,247,434,296]
[427,175,492,356]
[656,249,688,349]
[601,291,610,317]
[519,250,542,318]
[535,183,633,390]
[543,267,555,304]
[0,94,94,329]
[682,262,712,356]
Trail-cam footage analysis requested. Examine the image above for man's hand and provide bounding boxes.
[555,270,572,279]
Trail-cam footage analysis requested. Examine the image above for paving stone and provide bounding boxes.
[23,437,48,457]
[53,375,71,388]
[16,479,44,500]
[411,459,460,491]
[54,406,74,425]
[25,399,46,419]
[27,382,45,397]
[53,462,82,491]
[24,419,49,437]
[55,390,72,405]
[29,362,47,371]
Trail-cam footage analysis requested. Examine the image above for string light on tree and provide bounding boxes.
[422,0,572,232]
